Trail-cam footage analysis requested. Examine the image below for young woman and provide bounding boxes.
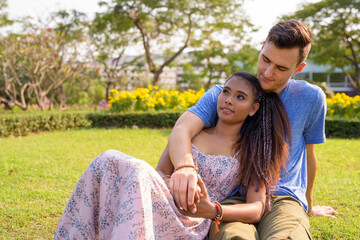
[54,72,290,239]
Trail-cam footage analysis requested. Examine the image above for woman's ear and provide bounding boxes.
[249,103,260,117]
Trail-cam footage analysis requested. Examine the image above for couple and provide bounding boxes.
[55,20,335,239]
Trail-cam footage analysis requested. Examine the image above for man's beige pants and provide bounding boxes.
[209,195,311,240]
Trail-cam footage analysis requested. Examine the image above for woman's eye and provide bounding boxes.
[237,95,244,100]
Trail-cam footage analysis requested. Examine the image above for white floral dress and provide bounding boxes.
[54,145,241,240]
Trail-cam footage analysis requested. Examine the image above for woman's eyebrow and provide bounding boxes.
[223,86,248,96]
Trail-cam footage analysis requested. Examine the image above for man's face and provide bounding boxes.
[257,42,304,94]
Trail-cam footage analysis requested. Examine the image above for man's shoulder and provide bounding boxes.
[288,79,325,100]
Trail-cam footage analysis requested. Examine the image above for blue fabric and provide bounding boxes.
[188,79,327,212]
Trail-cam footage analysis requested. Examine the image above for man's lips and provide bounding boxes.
[261,75,273,82]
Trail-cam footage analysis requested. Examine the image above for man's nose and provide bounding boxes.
[264,64,274,78]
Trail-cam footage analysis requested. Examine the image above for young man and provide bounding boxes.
[162,20,335,239]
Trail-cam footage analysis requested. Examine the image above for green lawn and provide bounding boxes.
[0,129,359,239]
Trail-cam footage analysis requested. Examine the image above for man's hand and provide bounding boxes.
[310,205,337,218]
[169,167,200,213]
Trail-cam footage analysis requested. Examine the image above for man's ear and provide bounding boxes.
[294,62,306,74]
[249,103,260,117]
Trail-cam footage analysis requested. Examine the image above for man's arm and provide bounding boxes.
[306,144,317,215]
[167,111,204,212]
[306,144,336,218]
[155,144,174,178]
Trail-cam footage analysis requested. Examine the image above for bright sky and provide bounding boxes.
[7,0,320,46]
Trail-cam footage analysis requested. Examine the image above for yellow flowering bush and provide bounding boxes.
[109,86,205,112]
[326,93,360,119]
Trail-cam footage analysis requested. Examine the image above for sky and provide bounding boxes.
[6,0,320,47]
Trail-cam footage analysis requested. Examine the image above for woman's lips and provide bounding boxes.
[221,107,233,114]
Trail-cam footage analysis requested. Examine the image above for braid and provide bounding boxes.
[230,72,291,211]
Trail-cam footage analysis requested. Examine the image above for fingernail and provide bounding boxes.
[191,208,197,214]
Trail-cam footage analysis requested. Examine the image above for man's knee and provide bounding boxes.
[209,221,259,240]
[258,196,311,240]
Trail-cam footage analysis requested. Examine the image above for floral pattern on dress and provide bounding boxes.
[54,145,241,240]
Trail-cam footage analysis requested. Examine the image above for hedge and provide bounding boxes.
[0,112,359,138]
[87,112,182,128]
[325,118,360,138]
[0,113,91,137]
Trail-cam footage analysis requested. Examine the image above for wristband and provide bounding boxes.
[174,164,199,173]
[212,201,223,234]
[162,175,171,181]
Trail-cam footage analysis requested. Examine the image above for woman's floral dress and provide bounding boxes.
[54,145,241,240]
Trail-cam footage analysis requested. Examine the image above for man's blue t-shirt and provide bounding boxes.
[188,79,327,213]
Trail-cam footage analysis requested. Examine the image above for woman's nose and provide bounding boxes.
[225,96,232,104]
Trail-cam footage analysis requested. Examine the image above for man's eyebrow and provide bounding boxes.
[262,53,290,70]
[223,86,248,96]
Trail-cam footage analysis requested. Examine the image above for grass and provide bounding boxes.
[0,129,359,239]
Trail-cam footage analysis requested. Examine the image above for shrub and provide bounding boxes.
[325,118,360,138]
[108,86,205,112]
[326,93,360,119]
[0,112,358,138]
[87,111,182,129]
[0,113,91,137]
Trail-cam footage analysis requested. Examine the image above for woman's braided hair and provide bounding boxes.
[228,72,291,210]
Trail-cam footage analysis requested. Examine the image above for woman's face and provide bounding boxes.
[217,77,259,124]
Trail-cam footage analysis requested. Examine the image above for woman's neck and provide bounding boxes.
[210,120,243,142]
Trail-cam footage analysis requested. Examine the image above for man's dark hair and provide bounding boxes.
[266,20,313,66]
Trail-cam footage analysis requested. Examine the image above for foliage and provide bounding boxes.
[283,0,360,93]
[88,111,182,129]
[89,9,143,100]
[0,26,88,110]
[0,109,358,138]
[0,0,13,28]
[0,130,359,239]
[180,45,259,88]
[108,85,205,112]
[96,0,253,85]
[0,113,91,137]
[325,118,360,138]
[326,93,360,119]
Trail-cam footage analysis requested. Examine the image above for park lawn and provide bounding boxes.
[0,128,359,239]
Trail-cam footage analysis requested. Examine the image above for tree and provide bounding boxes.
[179,45,259,89]
[0,0,13,28]
[90,11,142,99]
[0,28,87,110]
[283,0,360,93]
[96,0,252,86]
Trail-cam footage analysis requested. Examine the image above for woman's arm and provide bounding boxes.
[181,177,266,224]
[220,183,266,223]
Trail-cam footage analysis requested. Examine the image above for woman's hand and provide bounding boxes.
[178,175,217,219]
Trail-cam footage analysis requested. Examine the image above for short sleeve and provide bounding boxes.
[304,89,327,144]
[187,85,222,128]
